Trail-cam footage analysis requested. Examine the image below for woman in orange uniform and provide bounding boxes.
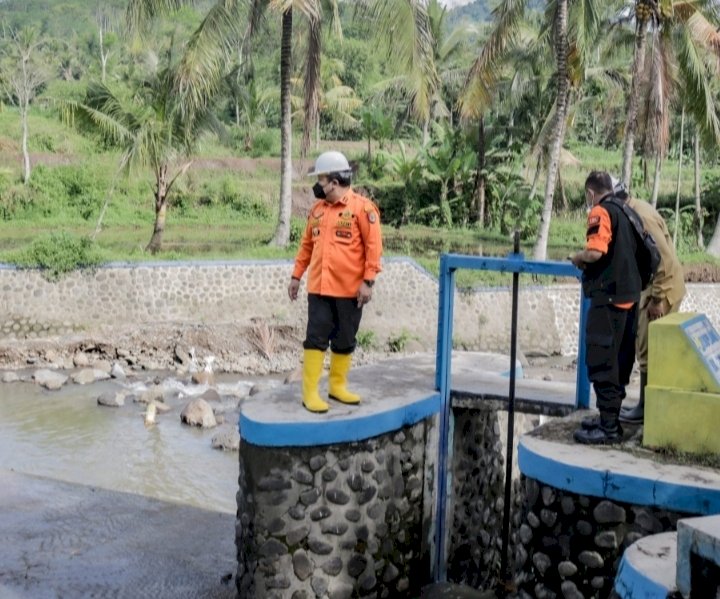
[288,151,383,413]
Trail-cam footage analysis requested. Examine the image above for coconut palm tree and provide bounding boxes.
[369,0,476,142]
[126,0,331,247]
[621,0,720,187]
[461,0,605,260]
[291,57,362,147]
[62,50,222,253]
[358,0,439,145]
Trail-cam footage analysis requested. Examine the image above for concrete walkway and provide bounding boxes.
[0,470,236,599]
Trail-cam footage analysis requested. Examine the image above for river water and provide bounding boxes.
[0,376,250,515]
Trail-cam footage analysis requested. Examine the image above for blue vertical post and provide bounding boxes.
[434,254,455,582]
[575,294,591,408]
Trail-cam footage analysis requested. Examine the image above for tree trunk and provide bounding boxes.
[147,168,169,254]
[673,107,685,248]
[557,169,568,212]
[528,154,542,202]
[21,103,30,185]
[316,118,320,151]
[532,0,570,261]
[99,25,108,83]
[235,100,240,129]
[707,213,720,257]
[301,13,321,158]
[271,7,293,247]
[650,153,662,208]
[422,118,429,146]
[474,116,486,227]
[693,132,704,249]
[621,16,648,187]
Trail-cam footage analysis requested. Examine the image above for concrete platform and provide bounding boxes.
[677,515,720,596]
[239,352,578,447]
[615,532,678,599]
[519,418,720,514]
[0,470,236,599]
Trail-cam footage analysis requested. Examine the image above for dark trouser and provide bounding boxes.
[585,303,637,414]
[303,294,363,354]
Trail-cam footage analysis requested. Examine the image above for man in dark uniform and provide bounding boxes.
[571,171,643,444]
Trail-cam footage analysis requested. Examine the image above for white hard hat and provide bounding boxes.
[307,151,351,177]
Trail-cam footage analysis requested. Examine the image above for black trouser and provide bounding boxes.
[585,303,637,414]
[303,294,363,354]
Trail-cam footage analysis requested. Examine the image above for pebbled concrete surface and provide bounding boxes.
[0,470,236,599]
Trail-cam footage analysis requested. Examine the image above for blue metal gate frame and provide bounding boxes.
[433,251,590,582]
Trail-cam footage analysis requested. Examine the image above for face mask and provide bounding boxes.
[312,182,327,199]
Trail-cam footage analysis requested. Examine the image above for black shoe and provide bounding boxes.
[620,371,646,424]
[619,403,644,424]
[581,415,601,430]
[573,421,623,445]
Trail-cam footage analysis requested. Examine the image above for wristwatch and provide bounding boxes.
[363,279,375,288]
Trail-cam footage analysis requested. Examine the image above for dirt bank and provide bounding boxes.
[0,321,394,376]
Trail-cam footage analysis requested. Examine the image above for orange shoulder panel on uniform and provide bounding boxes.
[585,205,611,255]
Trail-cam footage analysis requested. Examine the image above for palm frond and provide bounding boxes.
[174,1,243,121]
[675,22,720,144]
[683,9,720,57]
[459,0,525,119]
[569,0,601,71]
[360,0,439,124]
[641,27,674,157]
[301,9,322,157]
[126,0,193,32]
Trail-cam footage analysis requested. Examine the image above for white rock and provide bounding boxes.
[200,388,221,402]
[34,369,68,390]
[97,392,125,407]
[1,372,20,383]
[283,365,302,385]
[180,398,217,428]
[191,371,215,386]
[72,368,111,385]
[93,360,112,374]
[211,426,240,451]
[73,353,90,367]
[153,401,171,413]
[110,363,126,380]
[135,386,164,405]
[144,402,157,426]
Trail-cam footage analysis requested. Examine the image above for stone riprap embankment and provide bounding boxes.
[2,259,719,363]
[236,425,430,599]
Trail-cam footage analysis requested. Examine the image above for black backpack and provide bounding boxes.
[603,194,661,290]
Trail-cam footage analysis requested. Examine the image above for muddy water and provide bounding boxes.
[0,377,245,514]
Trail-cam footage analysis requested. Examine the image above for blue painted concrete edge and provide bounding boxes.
[614,551,671,599]
[518,439,720,515]
[239,393,441,447]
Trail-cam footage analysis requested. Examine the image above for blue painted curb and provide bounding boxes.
[239,393,441,447]
[615,549,671,599]
[518,439,720,515]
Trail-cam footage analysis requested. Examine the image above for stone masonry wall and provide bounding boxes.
[1,259,719,356]
[514,477,690,599]
[235,421,430,599]
[447,408,539,591]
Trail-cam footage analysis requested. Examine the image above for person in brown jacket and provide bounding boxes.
[288,151,383,413]
[619,195,686,423]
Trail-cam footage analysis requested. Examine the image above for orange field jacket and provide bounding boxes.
[292,189,383,298]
